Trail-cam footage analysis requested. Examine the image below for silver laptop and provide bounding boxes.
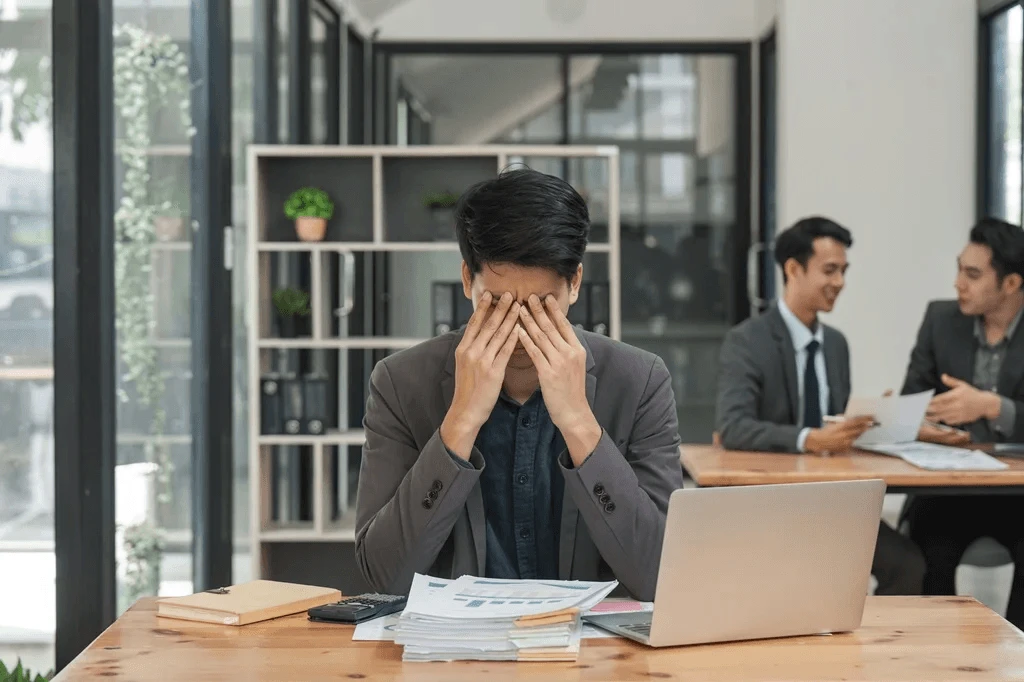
[584,479,885,647]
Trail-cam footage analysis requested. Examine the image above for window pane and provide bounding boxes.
[0,0,54,674]
[112,1,193,612]
[391,55,564,144]
[987,5,1023,223]
[569,55,639,139]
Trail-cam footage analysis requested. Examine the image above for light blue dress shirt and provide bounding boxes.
[777,299,830,452]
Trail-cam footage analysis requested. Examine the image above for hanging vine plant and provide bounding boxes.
[112,23,194,501]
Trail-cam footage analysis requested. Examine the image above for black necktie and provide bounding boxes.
[803,340,822,429]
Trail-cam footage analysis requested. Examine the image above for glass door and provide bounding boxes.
[0,0,56,674]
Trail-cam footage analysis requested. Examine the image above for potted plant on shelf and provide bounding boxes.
[284,187,334,242]
[273,287,311,338]
[423,190,459,240]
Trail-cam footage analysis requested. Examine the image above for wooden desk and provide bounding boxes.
[54,597,1024,681]
[681,445,1024,494]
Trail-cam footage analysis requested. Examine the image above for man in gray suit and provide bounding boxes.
[901,218,1024,627]
[355,168,683,601]
[715,217,926,595]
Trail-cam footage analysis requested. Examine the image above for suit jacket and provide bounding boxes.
[715,304,851,452]
[354,328,683,601]
[900,299,1024,442]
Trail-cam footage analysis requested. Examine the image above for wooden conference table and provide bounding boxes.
[54,596,1024,681]
[681,444,1024,494]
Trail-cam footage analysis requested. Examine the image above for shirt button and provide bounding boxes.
[519,527,531,539]
[521,416,532,427]
[516,474,528,484]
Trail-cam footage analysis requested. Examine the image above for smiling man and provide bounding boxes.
[354,167,683,600]
[715,216,926,596]
[900,217,1024,627]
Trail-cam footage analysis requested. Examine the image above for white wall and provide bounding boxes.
[375,0,759,41]
[776,0,976,394]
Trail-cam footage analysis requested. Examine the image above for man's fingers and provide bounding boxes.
[941,373,966,389]
[477,292,514,344]
[528,295,570,348]
[483,302,520,359]
[516,326,550,371]
[461,291,492,346]
[519,306,558,359]
[544,295,580,345]
[493,325,520,369]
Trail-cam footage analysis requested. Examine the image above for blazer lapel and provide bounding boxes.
[767,306,800,423]
[441,330,487,576]
[948,313,977,387]
[557,330,596,579]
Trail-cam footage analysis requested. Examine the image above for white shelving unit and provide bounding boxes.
[246,144,621,581]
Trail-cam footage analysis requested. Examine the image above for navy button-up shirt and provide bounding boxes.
[473,391,565,580]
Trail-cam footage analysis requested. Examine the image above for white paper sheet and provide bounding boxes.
[353,575,453,641]
[403,575,618,620]
[843,390,934,447]
[868,442,1009,471]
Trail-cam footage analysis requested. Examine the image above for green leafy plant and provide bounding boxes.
[0,658,53,682]
[119,522,164,614]
[284,187,334,220]
[273,288,311,317]
[423,190,459,210]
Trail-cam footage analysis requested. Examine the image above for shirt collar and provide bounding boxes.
[778,298,824,352]
[973,303,1024,346]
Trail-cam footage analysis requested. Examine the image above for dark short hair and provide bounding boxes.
[774,216,853,283]
[454,167,589,282]
[969,217,1024,284]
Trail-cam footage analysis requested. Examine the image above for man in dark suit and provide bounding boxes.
[901,218,1024,627]
[716,216,926,595]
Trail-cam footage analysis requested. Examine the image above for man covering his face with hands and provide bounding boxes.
[354,168,683,600]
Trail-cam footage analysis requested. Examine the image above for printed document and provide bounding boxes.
[843,390,934,447]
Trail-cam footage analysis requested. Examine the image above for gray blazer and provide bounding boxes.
[715,304,851,452]
[901,299,1024,442]
[354,328,683,601]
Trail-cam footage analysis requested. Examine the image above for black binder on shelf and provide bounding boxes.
[280,374,304,435]
[302,373,329,435]
[260,373,283,435]
[431,282,475,335]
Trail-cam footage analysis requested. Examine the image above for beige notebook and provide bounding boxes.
[156,580,341,625]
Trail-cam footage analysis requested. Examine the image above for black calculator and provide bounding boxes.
[307,593,407,624]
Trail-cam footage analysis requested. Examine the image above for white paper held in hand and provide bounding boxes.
[843,390,934,447]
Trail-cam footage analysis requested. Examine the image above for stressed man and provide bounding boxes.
[715,216,926,595]
[901,218,1024,626]
[355,168,683,600]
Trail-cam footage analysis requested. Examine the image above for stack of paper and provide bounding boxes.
[393,573,618,662]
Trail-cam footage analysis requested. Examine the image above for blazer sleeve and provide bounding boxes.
[558,356,683,602]
[715,327,802,453]
[354,360,484,594]
[901,303,941,395]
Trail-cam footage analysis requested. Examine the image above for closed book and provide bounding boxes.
[156,580,341,626]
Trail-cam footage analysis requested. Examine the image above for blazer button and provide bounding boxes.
[422,497,434,510]
[604,502,616,513]
[593,483,605,496]
[431,480,443,493]
[428,489,438,501]
[599,494,611,505]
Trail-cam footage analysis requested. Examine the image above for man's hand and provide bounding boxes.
[440,291,521,460]
[804,416,876,455]
[925,374,1001,427]
[517,294,602,465]
[917,422,972,446]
